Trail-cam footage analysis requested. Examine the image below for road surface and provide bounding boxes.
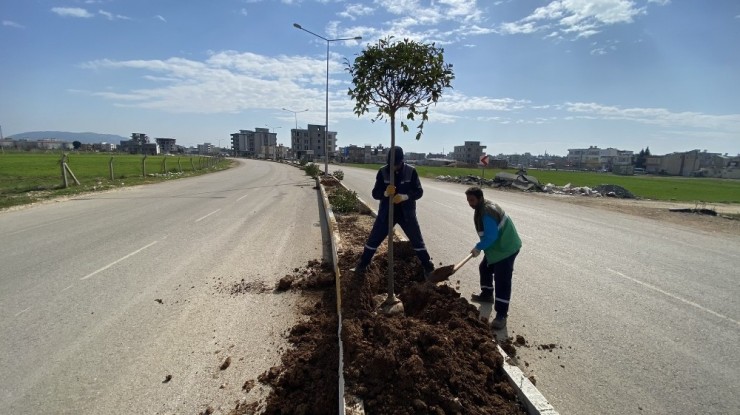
[339,164,740,415]
[0,159,323,414]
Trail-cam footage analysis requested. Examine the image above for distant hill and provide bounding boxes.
[7,131,128,144]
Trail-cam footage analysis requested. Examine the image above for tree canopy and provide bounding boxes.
[345,36,454,140]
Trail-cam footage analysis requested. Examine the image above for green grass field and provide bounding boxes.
[344,163,740,204]
[0,151,232,209]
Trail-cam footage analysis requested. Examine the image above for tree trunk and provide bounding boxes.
[386,114,397,301]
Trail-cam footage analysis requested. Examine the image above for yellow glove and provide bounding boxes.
[384,184,396,197]
[393,194,409,204]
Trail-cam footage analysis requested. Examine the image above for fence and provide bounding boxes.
[0,152,226,191]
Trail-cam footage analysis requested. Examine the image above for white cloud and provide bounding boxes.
[500,0,670,39]
[80,52,351,115]
[240,9,248,16]
[338,4,374,20]
[439,92,530,112]
[564,102,740,131]
[51,7,94,18]
[2,20,25,29]
[590,47,607,55]
[327,1,494,48]
[98,10,130,20]
[381,0,485,24]
[155,15,167,23]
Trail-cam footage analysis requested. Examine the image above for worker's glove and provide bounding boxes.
[384,184,396,197]
[392,194,409,204]
[471,248,481,257]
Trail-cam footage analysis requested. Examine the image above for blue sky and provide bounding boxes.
[2,0,739,156]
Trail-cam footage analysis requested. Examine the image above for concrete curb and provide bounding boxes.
[317,174,559,415]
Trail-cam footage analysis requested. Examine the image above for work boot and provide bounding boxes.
[470,292,494,303]
[350,263,367,278]
[422,262,435,280]
[491,315,507,330]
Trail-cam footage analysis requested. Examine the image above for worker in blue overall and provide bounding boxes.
[352,146,435,278]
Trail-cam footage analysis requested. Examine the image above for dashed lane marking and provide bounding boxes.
[80,241,159,281]
[14,307,31,317]
[195,209,221,222]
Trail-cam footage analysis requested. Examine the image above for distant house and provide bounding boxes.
[452,141,487,166]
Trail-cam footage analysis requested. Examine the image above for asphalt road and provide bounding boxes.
[0,159,323,414]
[339,165,740,415]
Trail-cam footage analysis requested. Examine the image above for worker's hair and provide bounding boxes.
[465,186,484,200]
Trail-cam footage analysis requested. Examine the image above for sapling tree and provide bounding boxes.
[345,36,454,306]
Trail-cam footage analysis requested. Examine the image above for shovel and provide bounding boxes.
[427,253,474,283]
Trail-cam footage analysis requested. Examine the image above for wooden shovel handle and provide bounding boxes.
[453,253,475,273]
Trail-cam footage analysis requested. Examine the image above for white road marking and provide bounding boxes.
[14,307,31,317]
[607,268,739,326]
[61,284,74,292]
[80,241,159,281]
[433,201,457,210]
[195,209,221,222]
[237,194,249,202]
[7,223,50,236]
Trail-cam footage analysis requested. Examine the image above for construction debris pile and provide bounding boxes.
[436,173,636,199]
[435,171,542,191]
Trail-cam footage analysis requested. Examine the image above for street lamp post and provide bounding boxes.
[293,23,361,175]
[281,107,309,130]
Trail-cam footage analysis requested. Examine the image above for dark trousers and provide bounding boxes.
[479,250,519,317]
[358,211,431,267]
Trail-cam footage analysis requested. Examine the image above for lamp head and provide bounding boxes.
[293,23,302,29]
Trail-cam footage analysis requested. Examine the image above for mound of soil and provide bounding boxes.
[336,214,524,415]
[230,178,525,414]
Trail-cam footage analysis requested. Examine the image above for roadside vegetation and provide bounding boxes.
[345,163,740,203]
[0,151,233,210]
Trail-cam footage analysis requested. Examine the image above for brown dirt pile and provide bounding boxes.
[229,178,525,414]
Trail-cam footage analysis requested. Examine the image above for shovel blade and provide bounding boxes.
[427,265,454,283]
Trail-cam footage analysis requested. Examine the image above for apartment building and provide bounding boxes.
[231,128,278,158]
[290,124,336,161]
[155,138,177,154]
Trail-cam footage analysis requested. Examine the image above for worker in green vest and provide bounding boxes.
[465,186,522,330]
